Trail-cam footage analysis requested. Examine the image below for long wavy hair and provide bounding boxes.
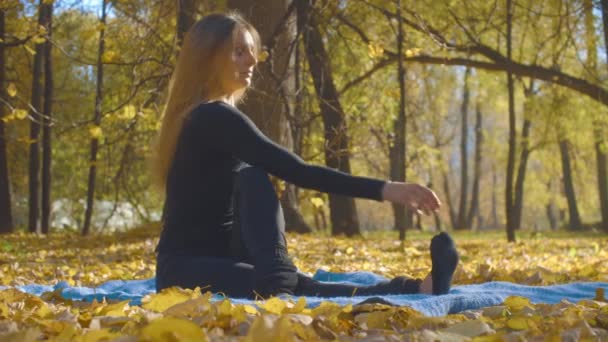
[151,12,261,191]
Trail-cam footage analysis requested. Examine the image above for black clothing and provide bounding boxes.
[156,164,420,298]
[156,101,386,257]
[154,101,423,298]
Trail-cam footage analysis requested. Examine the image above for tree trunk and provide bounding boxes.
[41,2,53,234]
[82,0,107,236]
[228,0,313,233]
[491,164,499,228]
[0,8,12,234]
[596,0,608,233]
[390,0,411,240]
[559,139,583,230]
[466,100,482,229]
[505,0,516,242]
[512,118,531,230]
[176,0,196,47]
[512,86,534,230]
[28,1,48,234]
[298,0,360,236]
[546,181,558,230]
[456,67,471,230]
[442,171,457,229]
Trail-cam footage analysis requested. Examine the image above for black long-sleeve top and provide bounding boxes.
[156,101,387,256]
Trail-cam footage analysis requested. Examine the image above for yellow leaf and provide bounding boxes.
[257,50,269,62]
[119,105,137,120]
[310,197,324,208]
[284,297,306,314]
[139,317,207,342]
[102,51,118,63]
[32,35,46,44]
[97,23,106,32]
[13,109,28,120]
[7,83,17,97]
[506,317,529,330]
[24,45,36,55]
[504,296,532,311]
[367,42,384,58]
[76,328,119,342]
[243,304,258,315]
[97,300,129,317]
[163,292,212,317]
[89,125,103,139]
[217,299,233,316]
[142,286,198,312]
[259,296,287,315]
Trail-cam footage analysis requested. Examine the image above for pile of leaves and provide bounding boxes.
[0,226,607,341]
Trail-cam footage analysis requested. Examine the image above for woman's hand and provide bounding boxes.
[381,181,441,215]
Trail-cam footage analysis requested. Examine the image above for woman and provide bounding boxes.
[152,12,459,299]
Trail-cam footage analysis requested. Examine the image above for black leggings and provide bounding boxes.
[155,164,421,298]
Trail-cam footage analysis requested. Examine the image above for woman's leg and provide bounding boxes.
[295,273,422,297]
[155,252,256,298]
[231,164,298,297]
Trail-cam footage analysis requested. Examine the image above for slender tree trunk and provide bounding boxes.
[298,0,360,236]
[456,67,471,230]
[512,117,531,230]
[512,86,534,230]
[596,0,608,232]
[546,181,558,230]
[28,1,48,234]
[466,101,482,229]
[176,0,196,47]
[559,139,583,230]
[492,165,499,228]
[228,0,312,233]
[82,0,107,236]
[41,2,53,234]
[442,171,457,228]
[505,0,516,242]
[0,9,12,234]
[390,0,410,239]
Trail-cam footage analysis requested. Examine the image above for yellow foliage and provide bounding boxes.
[0,229,607,340]
[7,83,17,97]
[139,317,207,342]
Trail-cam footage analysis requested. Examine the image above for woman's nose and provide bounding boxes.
[246,51,257,66]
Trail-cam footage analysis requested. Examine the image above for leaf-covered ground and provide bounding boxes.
[0,225,607,341]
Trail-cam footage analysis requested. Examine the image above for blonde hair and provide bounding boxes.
[151,12,261,191]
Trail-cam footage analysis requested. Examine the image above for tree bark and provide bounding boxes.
[0,8,12,234]
[505,0,516,242]
[298,0,360,236]
[176,0,196,47]
[28,1,48,234]
[456,67,470,230]
[466,101,482,229]
[512,116,531,230]
[491,165,499,228]
[82,0,107,236]
[596,0,608,233]
[41,2,53,234]
[559,139,582,230]
[442,171,457,228]
[228,0,312,233]
[390,0,411,240]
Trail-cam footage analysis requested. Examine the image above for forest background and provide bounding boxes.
[1,0,608,242]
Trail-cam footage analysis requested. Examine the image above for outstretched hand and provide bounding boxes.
[381,181,441,215]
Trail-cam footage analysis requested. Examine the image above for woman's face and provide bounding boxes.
[219,28,257,95]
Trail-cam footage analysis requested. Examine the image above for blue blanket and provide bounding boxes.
[5,270,607,316]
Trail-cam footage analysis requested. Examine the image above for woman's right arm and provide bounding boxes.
[194,102,440,212]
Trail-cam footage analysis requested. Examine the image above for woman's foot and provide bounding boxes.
[430,232,459,295]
